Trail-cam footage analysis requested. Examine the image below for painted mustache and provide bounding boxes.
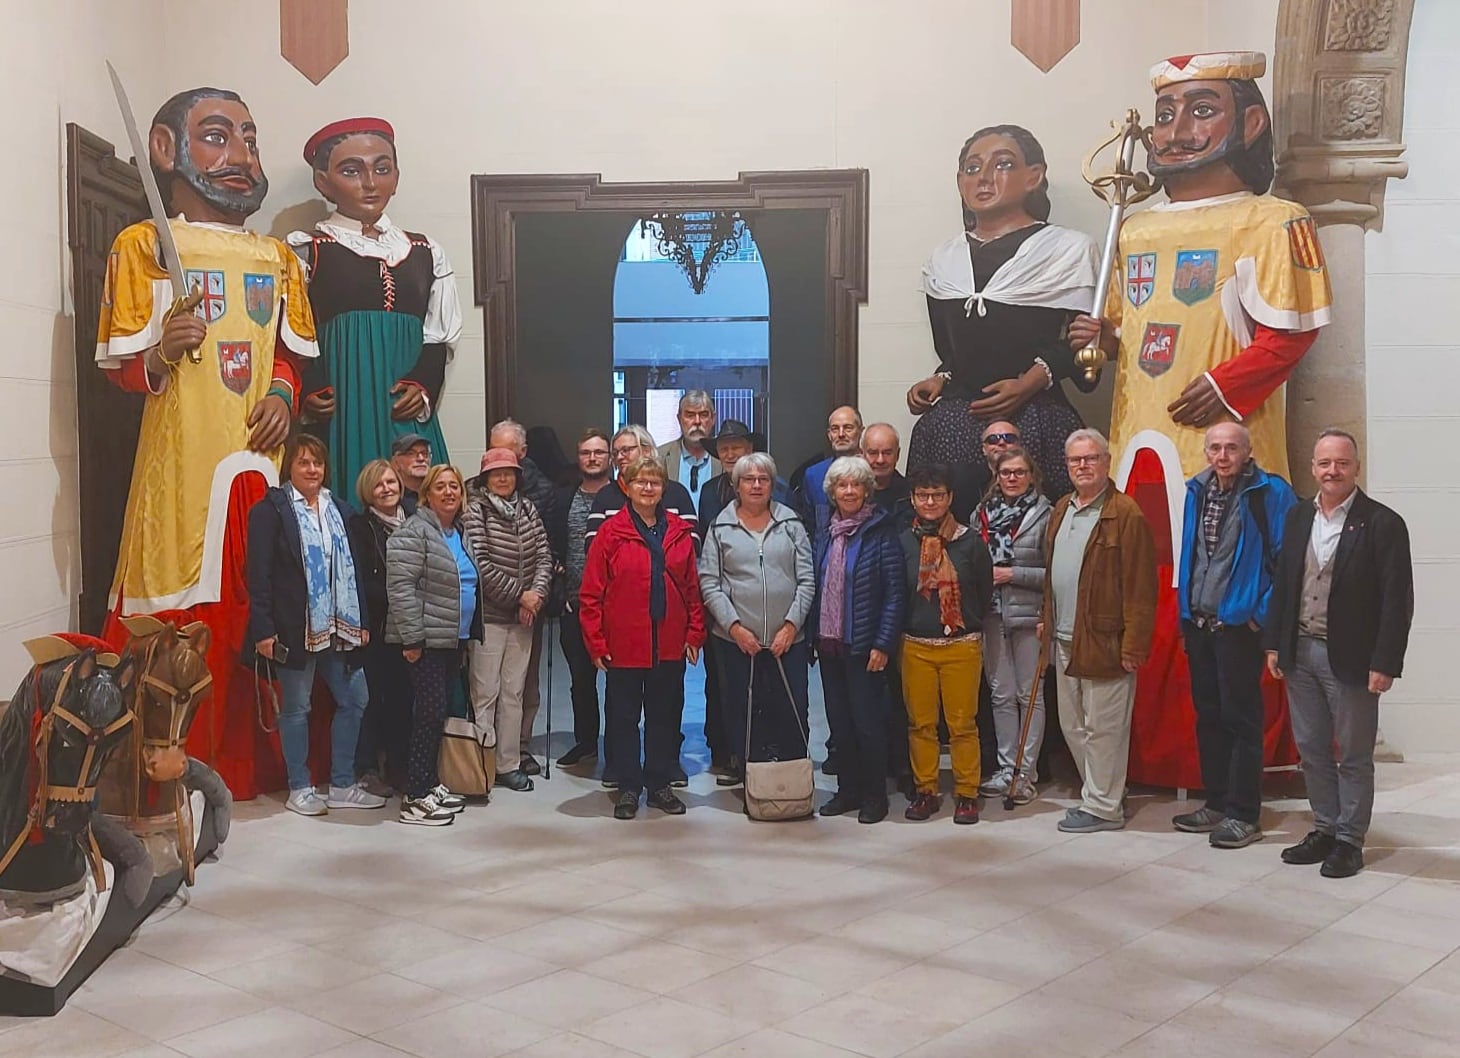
[1154,139,1213,157]
[204,166,259,187]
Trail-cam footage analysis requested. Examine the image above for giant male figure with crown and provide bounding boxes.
[95,86,317,800]
[1067,52,1333,790]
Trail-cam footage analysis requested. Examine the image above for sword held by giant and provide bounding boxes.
[106,60,203,365]
[1074,109,1161,385]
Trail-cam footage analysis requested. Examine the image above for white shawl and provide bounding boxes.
[921,224,1099,319]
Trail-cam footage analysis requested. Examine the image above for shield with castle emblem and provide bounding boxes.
[243,274,275,327]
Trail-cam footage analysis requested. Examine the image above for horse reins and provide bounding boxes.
[131,634,214,884]
[0,660,135,891]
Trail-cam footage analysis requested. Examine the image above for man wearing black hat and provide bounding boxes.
[390,433,431,514]
[696,420,786,528]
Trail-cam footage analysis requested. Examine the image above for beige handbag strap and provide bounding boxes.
[744,652,809,765]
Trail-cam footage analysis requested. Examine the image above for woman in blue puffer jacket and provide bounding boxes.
[811,456,907,823]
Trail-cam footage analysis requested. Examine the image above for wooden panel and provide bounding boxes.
[280,0,349,85]
[1011,0,1082,73]
[66,125,147,635]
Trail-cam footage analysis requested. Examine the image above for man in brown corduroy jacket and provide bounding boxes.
[1040,429,1157,833]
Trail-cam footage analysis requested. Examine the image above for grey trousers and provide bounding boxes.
[985,614,1046,781]
[1053,640,1136,822]
[1287,636,1380,848]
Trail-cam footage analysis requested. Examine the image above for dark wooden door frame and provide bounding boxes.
[67,124,148,635]
[469,169,869,426]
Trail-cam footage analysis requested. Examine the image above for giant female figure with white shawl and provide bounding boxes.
[906,126,1099,498]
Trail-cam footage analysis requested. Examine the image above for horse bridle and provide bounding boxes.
[0,660,135,891]
[131,634,214,884]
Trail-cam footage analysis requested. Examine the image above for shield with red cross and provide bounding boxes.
[185,269,226,322]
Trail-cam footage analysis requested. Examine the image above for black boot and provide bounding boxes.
[1281,830,1337,865]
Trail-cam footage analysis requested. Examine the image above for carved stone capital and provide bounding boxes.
[1274,0,1415,229]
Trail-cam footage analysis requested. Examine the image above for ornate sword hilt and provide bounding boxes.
[1076,109,1162,384]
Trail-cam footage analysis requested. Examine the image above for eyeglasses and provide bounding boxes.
[1066,454,1105,467]
[629,479,663,489]
[983,433,1020,445]
[612,446,640,457]
[998,467,1031,479]
[579,448,609,458]
[912,490,950,503]
[739,475,771,486]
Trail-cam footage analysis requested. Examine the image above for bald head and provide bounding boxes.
[981,420,1021,467]
[861,423,901,486]
[826,405,864,455]
[1204,421,1252,488]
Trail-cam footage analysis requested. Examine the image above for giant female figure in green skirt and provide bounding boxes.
[289,118,460,496]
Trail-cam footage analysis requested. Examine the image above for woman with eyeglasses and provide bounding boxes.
[579,456,705,819]
[898,465,993,824]
[904,125,1099,499]
[976,446,1052,804]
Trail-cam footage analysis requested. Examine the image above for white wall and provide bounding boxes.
[1365,0,1460,751]
[0,0,164,690]
[145,0,1209,461]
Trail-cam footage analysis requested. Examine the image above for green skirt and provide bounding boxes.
[316,310,450,498]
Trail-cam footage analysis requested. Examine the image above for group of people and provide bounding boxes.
[95,51,1411,875]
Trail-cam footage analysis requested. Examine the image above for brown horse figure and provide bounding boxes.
[98,616,231,885]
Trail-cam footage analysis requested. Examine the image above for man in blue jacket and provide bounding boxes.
[1174,422,1296,849]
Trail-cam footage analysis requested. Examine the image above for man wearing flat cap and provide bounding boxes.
[289,117,462,496]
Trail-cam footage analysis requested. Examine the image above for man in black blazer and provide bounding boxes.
[1264,430,1413,878]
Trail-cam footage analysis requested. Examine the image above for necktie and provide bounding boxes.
[690,463,700,491]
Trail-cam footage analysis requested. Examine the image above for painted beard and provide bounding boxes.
[172,130,270,217]
[1147,119,1246,180]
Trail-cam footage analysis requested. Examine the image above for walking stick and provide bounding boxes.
[1004,635,1050,811]
[543,616,554,780]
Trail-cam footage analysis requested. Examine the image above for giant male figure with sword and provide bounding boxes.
[96,77,317,799]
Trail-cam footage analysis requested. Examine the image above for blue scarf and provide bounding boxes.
[290,485,365,652]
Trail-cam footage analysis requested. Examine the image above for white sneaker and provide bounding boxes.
[327,783,387,809]
[286,788,327,816]
[1009,775,1038,806]
[399,794,456,826]
[978,769,1011,798]
[429,784,467,813]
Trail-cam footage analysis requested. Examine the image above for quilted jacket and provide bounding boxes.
[385,507,485,649]
[461,489,553,624]
[810,505,907,656]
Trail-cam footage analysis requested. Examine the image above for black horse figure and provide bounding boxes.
[0,642,138,902]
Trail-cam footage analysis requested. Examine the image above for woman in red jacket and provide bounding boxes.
[580,456,705,819]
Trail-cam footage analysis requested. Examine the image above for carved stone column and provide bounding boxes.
[1273,0,1415,760]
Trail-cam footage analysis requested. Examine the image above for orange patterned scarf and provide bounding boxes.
[914,514,964,633]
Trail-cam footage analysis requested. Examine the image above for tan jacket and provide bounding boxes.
[1041,481,1158,679]
[657,438,720,484]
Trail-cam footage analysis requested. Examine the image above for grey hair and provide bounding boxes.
[679,389,714,411]
[490,418,528,448]
[1064,428,1110,457]
[1316,427,1360,457]
[824,455,876,494]
[612,424,659,455]
[731,452,778,485]
[1204,422,1253,450]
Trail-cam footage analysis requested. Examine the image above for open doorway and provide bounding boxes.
[470,170,866,468]
[612,211,770,443]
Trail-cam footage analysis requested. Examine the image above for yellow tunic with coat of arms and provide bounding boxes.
[1104,191,1332,478]
[95,219,317,612]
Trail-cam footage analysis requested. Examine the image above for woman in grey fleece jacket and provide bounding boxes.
[698,453,816,777]
[975,447,1052,801]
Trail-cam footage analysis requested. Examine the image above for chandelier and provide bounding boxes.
[639,211,747,294]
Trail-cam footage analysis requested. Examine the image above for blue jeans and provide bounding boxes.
[276,649,368,791]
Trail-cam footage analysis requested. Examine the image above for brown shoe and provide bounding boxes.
[953,796,980,825]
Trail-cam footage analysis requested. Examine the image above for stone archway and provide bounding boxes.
[1272,0,1416,477]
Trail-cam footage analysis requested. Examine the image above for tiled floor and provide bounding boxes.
[5,663,1459,1057]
